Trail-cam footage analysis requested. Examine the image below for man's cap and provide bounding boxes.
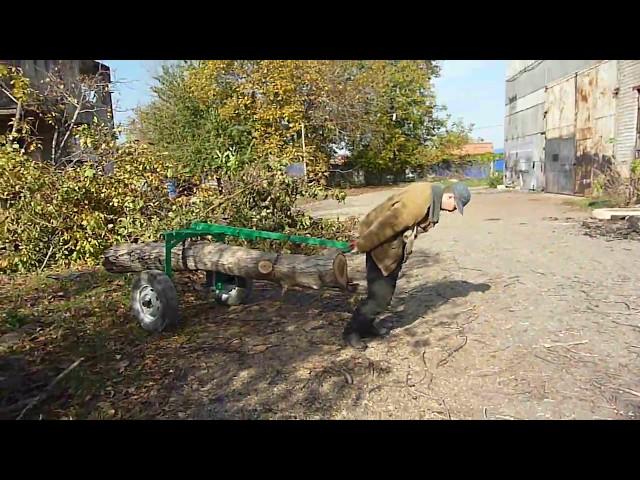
[451,182,471,215]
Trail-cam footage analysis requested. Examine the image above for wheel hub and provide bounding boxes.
[138,285,161,324]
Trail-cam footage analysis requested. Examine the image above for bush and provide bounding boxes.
[591,160,640,207]
[487,172,504,188]
[0,139,353,274]
[0,64,361,274]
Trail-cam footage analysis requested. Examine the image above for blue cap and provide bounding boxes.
[451,182,471,215]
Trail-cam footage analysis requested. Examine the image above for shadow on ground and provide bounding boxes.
[390,280,491,329]
[1,266,490,420]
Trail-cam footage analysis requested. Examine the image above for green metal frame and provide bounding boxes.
[162,222,350,278]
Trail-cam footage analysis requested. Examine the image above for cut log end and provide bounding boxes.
[332,253,348,289]
[258,260,274,274]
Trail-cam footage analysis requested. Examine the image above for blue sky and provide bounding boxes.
[433,60,506,149]
[100,60,170,125]
[102,60,506,148]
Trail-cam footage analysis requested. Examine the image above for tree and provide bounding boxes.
[38,65,114,167]
[0,63,115,167]
[139,61,464,181]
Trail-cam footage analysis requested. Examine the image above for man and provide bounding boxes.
[344,181,471,350]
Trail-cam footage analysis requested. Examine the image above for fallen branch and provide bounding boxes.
[442,398,452,420]
[533,353,560,365]
[437,336,468,368]
[611,320,640,330]
[38,235,58,273]
[16,357,84,420]
[565,347,598,357]
[593,380,640,399]
[599,300,632,311]
[541,340,589,349]
[615,386,640,398]
[585,306,639,316]
[202,180,262,216]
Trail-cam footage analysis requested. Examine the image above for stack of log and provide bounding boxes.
[103,240,355,291]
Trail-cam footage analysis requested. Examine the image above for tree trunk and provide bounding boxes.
[103,241,350,291]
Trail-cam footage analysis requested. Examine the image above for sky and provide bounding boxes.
[433,60,506,149]
[99,60,170,126]
[101,60,507,149]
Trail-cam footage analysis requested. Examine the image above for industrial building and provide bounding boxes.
[504,60,640,195]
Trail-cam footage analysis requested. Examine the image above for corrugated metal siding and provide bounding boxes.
[506,61,539,79]
[505,103,545,139]
[506,88,545,117]
[506,60,602,105]
[544,75,577,194]
[545,75,576,139]
[505,134,545,191]
[615,60,640,170]
[576,61,617,149]
[575,60,617,194]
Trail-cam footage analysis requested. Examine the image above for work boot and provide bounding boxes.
[342,319,390,350]
[370,320,391,337]
[343,329,368,351]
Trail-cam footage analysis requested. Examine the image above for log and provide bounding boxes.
[103,241,350,291]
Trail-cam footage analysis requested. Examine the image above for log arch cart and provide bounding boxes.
[103,222,352,332]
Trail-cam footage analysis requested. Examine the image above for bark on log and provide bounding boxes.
[103,241,349,290]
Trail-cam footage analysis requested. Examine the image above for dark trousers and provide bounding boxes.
[346,249,404,335]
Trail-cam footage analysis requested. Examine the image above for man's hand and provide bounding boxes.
[349,239,359,253]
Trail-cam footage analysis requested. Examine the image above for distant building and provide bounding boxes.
[504,60,640,195]
[0,60,114,162]
[453,141,494,157]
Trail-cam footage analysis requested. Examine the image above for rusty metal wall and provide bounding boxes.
[544,75,577,194]
[506,60,601,104]
[575,60,618,195]
[504,60,599,192]
[545,75,576,139]
[506,60,620,195]
[615,60,640,172]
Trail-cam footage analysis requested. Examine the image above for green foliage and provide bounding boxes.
[140,61,470,178]
[590,159,640,207]
[0,61,473,273]
[2,308,28,330]
[487,172,504,188]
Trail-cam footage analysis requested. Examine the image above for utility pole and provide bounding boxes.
[301,122,307,180]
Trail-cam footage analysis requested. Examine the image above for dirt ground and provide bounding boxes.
[315,187,640,419]
[2,187,640,419]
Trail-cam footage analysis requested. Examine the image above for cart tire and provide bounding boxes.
[214,275,253,306]
[131,270,180,332]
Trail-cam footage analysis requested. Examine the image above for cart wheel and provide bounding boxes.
[131,270,180,332]
[213,274,253,306]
